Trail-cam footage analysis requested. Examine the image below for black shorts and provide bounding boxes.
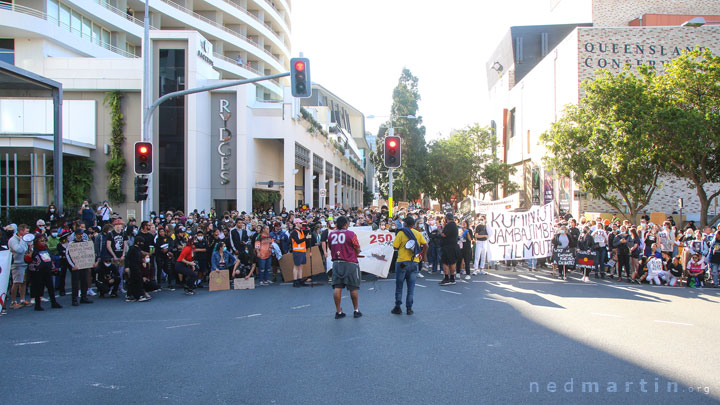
[331,261,360,291]
[293,251,307,266]
[441,245,460,265]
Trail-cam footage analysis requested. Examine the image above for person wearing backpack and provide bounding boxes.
[391,216,428,316]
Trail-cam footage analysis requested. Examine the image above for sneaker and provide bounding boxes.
[125,297,137,302]
[471,270,479,276]
[40,297,49,302]
[439,277,450,286]
[86,289,97,296]
[10,302,21,310]
[335,312,346,319]
[406,308,414,315]
[166,286,176,291]
[464,275,471,281]
[185,289,195,295]
[266,279,274,284]
[353,310,363,318]
[0,309,7,316]
[391,306,402,315]
[449,278,456,285]
[417,272,424,278]
[479,270,488,275]
[138,296,150,302]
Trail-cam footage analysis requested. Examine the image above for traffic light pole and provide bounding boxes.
[140,71,290,220]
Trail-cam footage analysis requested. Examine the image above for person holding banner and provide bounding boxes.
[67,229,94,306]
[391,216,428,316]
[329,216,362,319]
[551,225,571,280]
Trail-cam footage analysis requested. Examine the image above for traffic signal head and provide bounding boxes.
[134,142,152,174]
[134,176,149,202]
[384,136,401,168]
[290,57,311,98]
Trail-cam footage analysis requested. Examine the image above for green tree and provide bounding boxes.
[424,124,516,205]
[652,49,720,226]
[372,68,427,201]
[46,156,95,209]
[541,67,662,219]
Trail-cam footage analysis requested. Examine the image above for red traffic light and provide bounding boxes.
[388,140,397,148]
[294,60,305,71]
[138,145,148,154]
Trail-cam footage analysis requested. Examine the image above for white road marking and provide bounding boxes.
[517,274,537,280]
[235,314,262,319]
[517,281,554,285]
[415,284,427,288]
[534,275,561,282]
[14,341,49,346]
[291,304,311,310]
[165,323,200,329]
[487,273,514,279]
[472,280,498,283]
[483,297,507,303]
[91,383,122,390]
[654,320,693,326]
[591,312,622,318]
[440,289,462,295]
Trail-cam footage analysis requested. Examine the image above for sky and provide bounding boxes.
[292,0,592,141]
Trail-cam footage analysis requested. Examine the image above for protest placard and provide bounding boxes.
[209,270,230,291]
[279,246,325,283]
[575,250,597,270]
[233,277,255,290]
[554,248,576,266]
[488,203,555,260]
[67,241,96,269]
[350,227,395,278]
[0,250,11,307]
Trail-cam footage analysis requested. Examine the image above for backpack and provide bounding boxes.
[401,228,423,259]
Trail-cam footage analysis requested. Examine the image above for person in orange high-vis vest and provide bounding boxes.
[290,219,311,287]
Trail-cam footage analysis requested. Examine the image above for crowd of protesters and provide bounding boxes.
[1,200,716,316]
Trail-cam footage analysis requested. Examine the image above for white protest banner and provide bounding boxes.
[67,241,96,269]
[348,227,394,278]
[487,203,555,260]
[460,194,520,216]
[0,250,12,308]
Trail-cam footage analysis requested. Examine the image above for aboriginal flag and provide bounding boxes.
[576,251,597,269]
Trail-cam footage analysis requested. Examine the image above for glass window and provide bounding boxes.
[47,0,59,22]
[101,29,110,49]
[82,17,92,41]
[92,24,101,45]
[71,10,82,37]
[59,4,70,31]
[0,38,14,65]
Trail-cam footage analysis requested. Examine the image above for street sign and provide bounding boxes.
[319,188,326,198]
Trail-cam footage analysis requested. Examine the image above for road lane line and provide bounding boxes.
[291,304,311,310]
[591,312,622,318]
[415,284,427,288]
[440,289,462,295]
[14,341,49,346]
[517,274,537,280]
[654,320,693,326]
[483,297,506,303]
[235,314,262,319]
[534,275,561,282]
[517,281,554,285]
[487,273,514,279]
[165,323,200,329]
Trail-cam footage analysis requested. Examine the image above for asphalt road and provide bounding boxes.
[2,266,719,404]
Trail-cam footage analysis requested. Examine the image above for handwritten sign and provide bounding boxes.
[488,203,555,260]
[554,248,576,266]
[67,241,96,269]
[350,227,395,278]
[575,250,597,270]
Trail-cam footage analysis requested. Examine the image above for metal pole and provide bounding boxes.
[388,117,394,218]
[53,87,63,212]
[142,0,152,221]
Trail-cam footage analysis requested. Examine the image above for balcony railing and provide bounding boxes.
[218,0,291,51]
[158,0,282,65]
[0,1,138,58]
[212,52,282,86]
[95,0,157,29]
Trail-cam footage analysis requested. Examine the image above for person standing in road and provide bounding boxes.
[8,224,30,309]
[391,216,428,315]
[329,216,362,319]
[289,219,311,287]
[67,229,94,306]
[472,216,492,275]
[439,213,459,286]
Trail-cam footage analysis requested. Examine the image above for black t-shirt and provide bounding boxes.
[474,225,488,240]
[441,221,459,248]
[108,230,127,257]
[137,231,155,253]
[667,260,683,278]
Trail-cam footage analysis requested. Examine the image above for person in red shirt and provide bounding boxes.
[328,216,362,319]
[175,235,198,295]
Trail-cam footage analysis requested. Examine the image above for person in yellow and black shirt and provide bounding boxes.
[391,216,428,315]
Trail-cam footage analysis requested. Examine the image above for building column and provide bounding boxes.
[236,88,253,213]
[304,160,313,209]
[328,176,335,208]
[319,171,326,208]
[283,139,295,211]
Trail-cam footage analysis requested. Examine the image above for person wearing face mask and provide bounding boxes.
[125,236,150,302]
[106,219,128,293]
[175,236,198,295]
[193,230,209,288]
[212,241,244,279]
[34,219,48,235]
[95,257,119,298]
[613,226,632,282]
[28,235,62,311]
[658,221,675,257]
[473,216,492,275]
[46,204,59,224]
[551,225,571,280]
